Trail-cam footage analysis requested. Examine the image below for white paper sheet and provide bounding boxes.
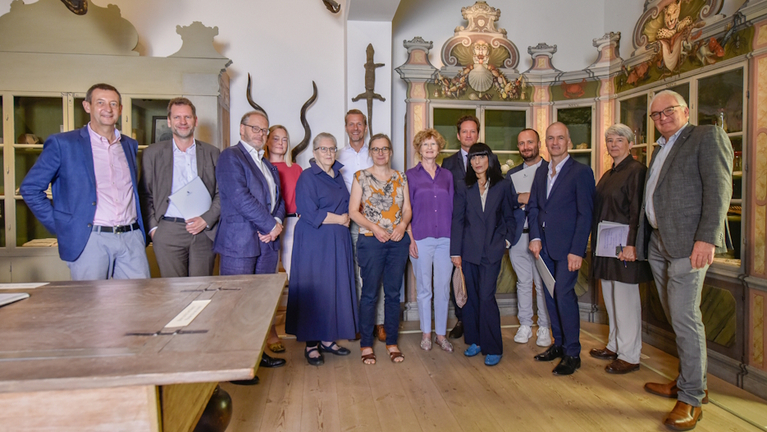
[165,300,211,328]
[535,256,556,297]
[0,293,30,307]
[0,282,48,290]
[510,168,536,193]
[168,176,212,219]
[595,221,630,258]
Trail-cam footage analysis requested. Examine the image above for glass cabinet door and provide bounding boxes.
[485,108,527,167]
[556,106,593,168]
[619,94,648,165]
[0,95,4,247]
[131,98,171,145]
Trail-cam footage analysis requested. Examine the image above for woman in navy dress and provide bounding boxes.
[285,132,358,366]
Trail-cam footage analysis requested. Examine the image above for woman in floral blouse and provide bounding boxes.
[349,134,412,365]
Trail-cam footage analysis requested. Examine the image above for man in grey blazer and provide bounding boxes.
[139,98,220,277]
[637,90,733,430]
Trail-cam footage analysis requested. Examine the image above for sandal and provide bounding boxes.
[319,341,351,356]
[420,335,432,351]
[386,345,404,363]
[361,348,376,365]
[435,337,453,353]
[268,342,286,353]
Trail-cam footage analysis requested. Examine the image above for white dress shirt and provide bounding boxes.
[337,144,373,192]
[547,154,570,199]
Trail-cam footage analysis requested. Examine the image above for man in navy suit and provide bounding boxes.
[213,110,286,374]
[20,83,150,280]
[528,122,595,375]
[441,115,498,339]
[506,129,550,347]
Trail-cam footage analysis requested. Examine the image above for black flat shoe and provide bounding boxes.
[319,342,351,356]
[260,353,286,368]
[449,321,464,339]
[552,355,581,375]
[305,346,324,366]
[534,345,563,362]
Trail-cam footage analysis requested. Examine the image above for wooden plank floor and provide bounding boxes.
[221,319,767,432]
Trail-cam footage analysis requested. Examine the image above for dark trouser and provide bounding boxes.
[541,247,581,357]
[450,266,463,321]
[357,235,410,347]
[152,218,215,277]
[462,258,503,355]
[219,246,279,275]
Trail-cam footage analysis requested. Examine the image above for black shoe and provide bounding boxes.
[260,353,286,368]
[319,341,351,356]
[305,346,324,366]
[552,355,581,375]
[230,376,260,386]
[449,321,464,339]
[534,345,564,362]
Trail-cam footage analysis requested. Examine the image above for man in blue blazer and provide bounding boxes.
[20,83,150,280]
[213,110,285,276]
[528,122,595,375]
[506,129,550,347]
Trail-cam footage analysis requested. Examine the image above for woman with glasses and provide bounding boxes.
[349,134,412,365]
[450,143,515,367]
[589,124,652,374]
[406,129,454,353]
[285,133,357,366]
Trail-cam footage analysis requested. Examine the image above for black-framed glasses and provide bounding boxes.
[649,105,680,120]
[242,124,269,135]
[370,147,391,154]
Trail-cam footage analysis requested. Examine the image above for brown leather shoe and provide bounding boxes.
[605,359,640,374]
[589,347,618,360]
[663,401,702,431]
[644,380,709,404]
[375,325,386,342]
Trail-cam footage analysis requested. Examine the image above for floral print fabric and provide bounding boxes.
[355,169,407,235]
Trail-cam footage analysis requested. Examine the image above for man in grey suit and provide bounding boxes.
[637,90,733,430]
[139,97,220,277]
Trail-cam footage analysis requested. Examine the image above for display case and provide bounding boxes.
[555,105,594,168]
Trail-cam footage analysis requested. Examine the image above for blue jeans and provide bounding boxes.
[357,235,410,347]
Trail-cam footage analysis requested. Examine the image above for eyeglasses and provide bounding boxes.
[370,147,391,154]
[242,124,269,135]
[315,146,337,154]
[649,105,680,120]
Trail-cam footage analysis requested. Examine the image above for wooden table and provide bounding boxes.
[0,274,286,432]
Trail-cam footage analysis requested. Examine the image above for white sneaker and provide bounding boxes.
[514,325,533,343]
[536,326,552,347]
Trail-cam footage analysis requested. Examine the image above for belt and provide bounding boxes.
[286,213,299,218]
[522,228,529,234]
[162,216,186,223]
[93,222,140,233]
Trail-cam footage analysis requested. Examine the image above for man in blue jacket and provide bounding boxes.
[20,83,150,281]
[528,122,595,376]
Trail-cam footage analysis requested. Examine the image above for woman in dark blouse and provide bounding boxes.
[589,123,653,374]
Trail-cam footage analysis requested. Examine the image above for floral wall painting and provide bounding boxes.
[617,0,753,91]
[429,1,529,101]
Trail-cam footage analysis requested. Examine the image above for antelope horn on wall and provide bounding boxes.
[292,81,318,162]
[246,73,269,119]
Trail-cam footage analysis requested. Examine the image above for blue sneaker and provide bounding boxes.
[464,344,481,357]
[485,354,502,366]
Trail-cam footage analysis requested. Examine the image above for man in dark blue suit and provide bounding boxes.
[214,110,286,375]
[527,122,595,375]
[20,83,150,280]
[506,129,550,347]
[441,115,498,339]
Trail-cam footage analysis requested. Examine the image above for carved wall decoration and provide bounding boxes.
[60,0,86,15]
[322,0,340,14]
[430,1,527,101]
[352,44,386,136]
[292,82,318,162]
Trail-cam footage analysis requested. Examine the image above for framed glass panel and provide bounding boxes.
[13,96,63,144]
[0,95,3,197]
[131,99,171,145]
[15,199,55,247]
[630,145,648,165]
[698,68,743,133]
[433,107,476,151]
[14,147,43,193]
[620,94,648,145]
[74,97,91,130]
[557,106,592,150]
[484,109,526,152]
[0,199,4,247]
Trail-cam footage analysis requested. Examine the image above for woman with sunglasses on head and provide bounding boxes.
[450,143,515,367]
[285,133,357,366]
[349,134,412,365]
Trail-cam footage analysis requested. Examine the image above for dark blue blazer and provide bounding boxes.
[528,157,594,261]
[450,178,515,265]
[19,126,145,262]
[442,150,500,190]
[506,159,548,247]
[213,142,286,258]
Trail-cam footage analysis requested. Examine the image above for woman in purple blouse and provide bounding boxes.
[406,129,455,353]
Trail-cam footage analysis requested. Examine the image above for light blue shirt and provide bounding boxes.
[645,124,688,228]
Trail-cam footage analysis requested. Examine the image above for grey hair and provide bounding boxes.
[241,110,268,125]
[313,132,337,150]
[650,90,688,108]
[605,123,635,144]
